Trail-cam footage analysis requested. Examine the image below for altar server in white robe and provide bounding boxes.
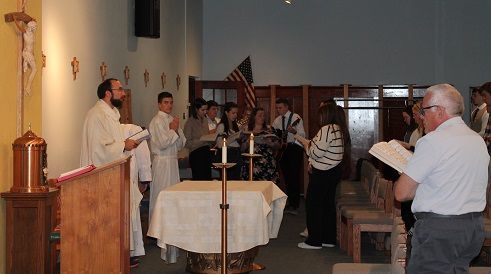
[121,123,152,257]
[148,91,186,263]
[80,78,144,261]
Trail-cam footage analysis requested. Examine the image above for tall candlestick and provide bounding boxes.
[222,138,227,164]
[249,133,254,155]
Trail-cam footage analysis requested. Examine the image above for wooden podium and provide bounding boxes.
[59,157,131,274]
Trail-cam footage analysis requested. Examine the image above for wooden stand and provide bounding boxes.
[1,189,59,274]
[212,163,236,274]
[241,153,262,181]
[59,157,131,274]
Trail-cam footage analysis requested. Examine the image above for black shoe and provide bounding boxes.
[130,257,140,268]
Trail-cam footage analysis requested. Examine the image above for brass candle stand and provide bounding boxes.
[241,153,262,181]
[240,153,266,271]
[212,162,236,274]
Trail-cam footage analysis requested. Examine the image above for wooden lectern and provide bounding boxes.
[59,157,131,274]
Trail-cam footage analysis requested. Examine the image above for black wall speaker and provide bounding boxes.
[135,0,160,38]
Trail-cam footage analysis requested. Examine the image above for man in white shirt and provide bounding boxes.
[206,100,220,132]
[469,87,488,136]
[80,78,142,267]
[148,91,186,263]
[394,84,488,274]
[272,98,306,215]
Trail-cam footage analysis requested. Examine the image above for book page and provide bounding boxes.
[369,140,413,173]
[127,129,151,142]
[57,164,96,183]
[226,131,241,143]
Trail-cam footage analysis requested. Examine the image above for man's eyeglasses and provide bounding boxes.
[419,105,439,116]
[110,87,125,91]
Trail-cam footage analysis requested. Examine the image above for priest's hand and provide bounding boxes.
[124,139,138,151]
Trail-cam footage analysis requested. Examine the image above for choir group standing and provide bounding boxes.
[79,77,353,265]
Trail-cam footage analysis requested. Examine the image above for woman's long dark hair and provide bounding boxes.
[191,97,207,119]
[318,103,352,178]
[247,107,267,131]
[218,102,239,134]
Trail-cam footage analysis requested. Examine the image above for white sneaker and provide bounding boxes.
[322,243,335,248]
[297,242,322,250]
[299,228,308,238]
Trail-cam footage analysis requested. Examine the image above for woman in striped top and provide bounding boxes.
[298,102,351,249]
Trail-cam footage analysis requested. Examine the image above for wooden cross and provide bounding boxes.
[144,69,149,87]
[42,51,46,68]
[176,74,181,90]
[71,57,79,80]
[161,72,166,89]
[100,61,108,81]
[124,65,130,85]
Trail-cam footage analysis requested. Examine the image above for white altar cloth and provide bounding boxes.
[147,180,287,254]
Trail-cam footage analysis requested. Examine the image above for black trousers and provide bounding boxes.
[189,145,212,180]
[407,213,484,274]
[305,165,342,246]
[280,143,304,209]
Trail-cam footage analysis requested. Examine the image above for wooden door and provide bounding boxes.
[193,80,247,119]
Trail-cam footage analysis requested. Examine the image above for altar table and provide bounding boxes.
[147,180,287,261]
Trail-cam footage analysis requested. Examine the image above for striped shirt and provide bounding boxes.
[308,124,344,170]
[484,117,491,150]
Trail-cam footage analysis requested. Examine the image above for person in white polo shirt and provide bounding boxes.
[394,84,488,274]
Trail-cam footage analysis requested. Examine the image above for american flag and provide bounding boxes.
[225,56,256,109]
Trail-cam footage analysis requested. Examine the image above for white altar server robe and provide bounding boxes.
[148,111,186,263]
[148,111,186,219]
[122,124,152,257]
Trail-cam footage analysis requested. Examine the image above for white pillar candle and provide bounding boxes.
[222,138,227,164]
[249,133,254,155]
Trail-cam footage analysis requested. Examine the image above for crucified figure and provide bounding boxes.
[9,12,37,96]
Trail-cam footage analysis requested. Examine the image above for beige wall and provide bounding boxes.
[0,0,42,273]
[42,0,202,178]
[0,0,202,272]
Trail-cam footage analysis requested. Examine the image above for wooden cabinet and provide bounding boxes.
[1,189,59,274]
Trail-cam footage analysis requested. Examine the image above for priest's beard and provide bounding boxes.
[111,98,123,109]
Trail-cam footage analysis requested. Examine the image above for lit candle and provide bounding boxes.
[222,138,227,164]
[249,133,254,155]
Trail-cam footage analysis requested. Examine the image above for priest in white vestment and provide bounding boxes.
[148,91,186,263]
[80,78,143,262]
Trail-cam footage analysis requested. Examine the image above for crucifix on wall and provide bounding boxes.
[42,51,46,68]
[161,72,166,89]
[124,65,130,85]
[176,74,181,90]
[4,6,36,137]
[100,61,108,81]
[71,57,79,80]
[144,69,149,87]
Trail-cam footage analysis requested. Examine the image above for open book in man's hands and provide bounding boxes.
[369,140,413,173]
[127,129,151,143]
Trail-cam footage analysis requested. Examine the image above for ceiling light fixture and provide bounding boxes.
[285,0,293,4]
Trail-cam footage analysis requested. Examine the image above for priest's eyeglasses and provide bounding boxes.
[419,105,439,116]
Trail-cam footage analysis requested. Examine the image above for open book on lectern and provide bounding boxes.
[368,140,413,173]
